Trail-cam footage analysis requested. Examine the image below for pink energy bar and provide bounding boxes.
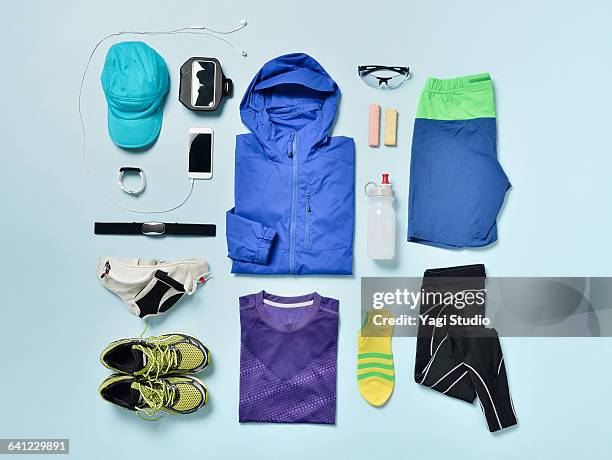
[369,104,380,147]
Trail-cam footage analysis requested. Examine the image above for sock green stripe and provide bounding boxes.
[357,372,395,382]
[358,352,393,360]
[358,362,394,371]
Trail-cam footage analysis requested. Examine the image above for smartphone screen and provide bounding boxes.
[192,61,216,108]
[189,133,212,174]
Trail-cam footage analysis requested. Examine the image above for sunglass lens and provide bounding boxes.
[359,67,409,90]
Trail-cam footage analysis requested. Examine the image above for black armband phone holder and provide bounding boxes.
[179,57,232,112]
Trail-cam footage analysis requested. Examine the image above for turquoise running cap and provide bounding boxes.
[101,41,170,149]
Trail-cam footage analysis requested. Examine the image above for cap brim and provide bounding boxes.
[108,104,163,150]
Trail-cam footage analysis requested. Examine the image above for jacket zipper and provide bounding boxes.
[289,132,298,274]
[304,188,311,250]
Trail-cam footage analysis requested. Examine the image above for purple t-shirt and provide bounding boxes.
[239,291,339,424]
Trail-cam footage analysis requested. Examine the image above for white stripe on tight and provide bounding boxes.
[422,288,486,356]
[443,371,469,394]
[419,335,448,384]
[462,363,502,431]
[477,401,490,431]
[430,303,449,355]
[429,363,464,389]
[510,393,518,422]
[499,342,518,422]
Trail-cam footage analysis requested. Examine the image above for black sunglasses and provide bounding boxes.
[358,65,410,89]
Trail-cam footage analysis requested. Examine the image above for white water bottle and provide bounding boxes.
[366,173,396,260]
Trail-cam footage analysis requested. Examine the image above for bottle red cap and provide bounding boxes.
[381,173,389,184]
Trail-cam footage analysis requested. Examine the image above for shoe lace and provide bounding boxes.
[134,379,177,420]
[134,343,179,380]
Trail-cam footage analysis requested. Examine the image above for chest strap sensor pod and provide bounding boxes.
[179,57,232,111]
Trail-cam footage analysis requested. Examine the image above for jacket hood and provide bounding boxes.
[240,53,340,158]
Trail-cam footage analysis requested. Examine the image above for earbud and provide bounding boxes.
[190,19,247,34]
[181,20,248,56]
[231,19,248,33]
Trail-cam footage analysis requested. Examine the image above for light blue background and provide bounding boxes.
[1,0,611,458]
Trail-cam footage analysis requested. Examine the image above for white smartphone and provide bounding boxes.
[188,128,213,180]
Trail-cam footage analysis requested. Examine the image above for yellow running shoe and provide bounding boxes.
[100,333,210,379]
[99,374,208,416]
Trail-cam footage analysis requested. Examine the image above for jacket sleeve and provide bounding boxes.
[226,208,277,264]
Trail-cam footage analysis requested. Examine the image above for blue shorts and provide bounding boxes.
[408,74,510,248]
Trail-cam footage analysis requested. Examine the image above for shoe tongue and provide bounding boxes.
[129,383,144,407]
[131,346,146,372]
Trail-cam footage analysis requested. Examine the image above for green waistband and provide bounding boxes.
[423,73,491,93]
[417,73,496,120]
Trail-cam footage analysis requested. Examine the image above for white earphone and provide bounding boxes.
[185,19,248,55]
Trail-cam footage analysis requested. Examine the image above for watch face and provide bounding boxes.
[191,60,217,108]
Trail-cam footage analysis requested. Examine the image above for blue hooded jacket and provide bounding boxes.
[226,53,354,275]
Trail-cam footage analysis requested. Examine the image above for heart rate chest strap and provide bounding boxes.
[95,222,216,237]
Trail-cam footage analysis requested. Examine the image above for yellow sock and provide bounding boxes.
[357,309,394,406]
